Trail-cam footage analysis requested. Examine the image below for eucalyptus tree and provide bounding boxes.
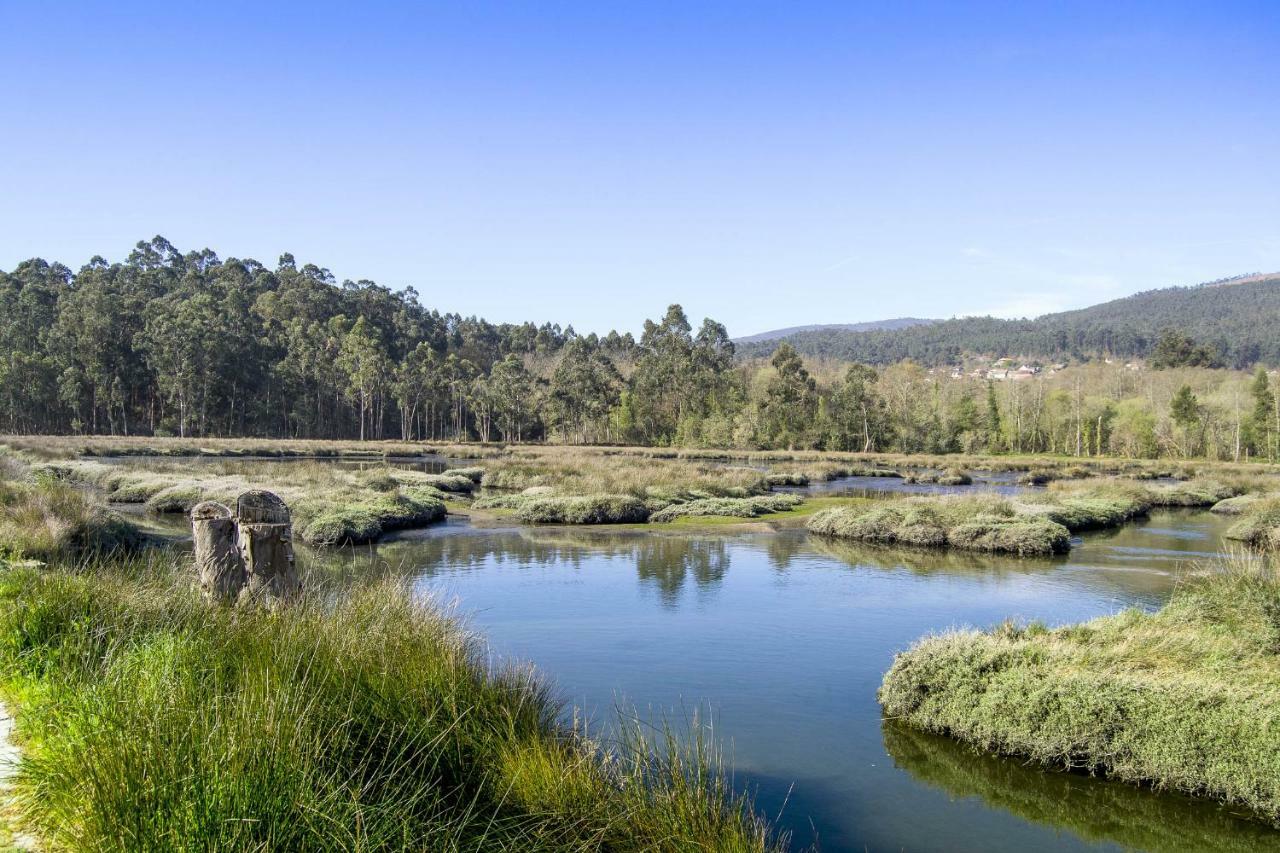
[487,355,540,442]
[758,343,818,449]
[829,364,889,452]
[337,316,392,441]
[549,338,622,443]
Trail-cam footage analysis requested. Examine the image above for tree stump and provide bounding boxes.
[235,490,301,606]
[190,501,246,603]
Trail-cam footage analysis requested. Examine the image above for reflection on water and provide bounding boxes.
[883,721,1277,853]
[795,470,1034,498]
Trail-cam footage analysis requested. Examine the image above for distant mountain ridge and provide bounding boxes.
[734,317,937,344]
[734,274,1280,368]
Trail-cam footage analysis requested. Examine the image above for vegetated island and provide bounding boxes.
[879,550,1280,826]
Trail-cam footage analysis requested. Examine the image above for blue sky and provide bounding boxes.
[2,1,1278,337]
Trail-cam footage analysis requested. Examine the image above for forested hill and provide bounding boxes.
[733,276,1280,367]
[734,317,936,344]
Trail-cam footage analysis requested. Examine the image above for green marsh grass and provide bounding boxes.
[0,552,785,851]
[32,458,461,546]
[808,478,1253,556]
[879,550,1280,825]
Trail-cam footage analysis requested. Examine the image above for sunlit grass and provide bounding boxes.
[0,552,785,851]
[880,550,1280,825]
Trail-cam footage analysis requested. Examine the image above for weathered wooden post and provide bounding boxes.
[235,490,301,606]
[191,501,246,603]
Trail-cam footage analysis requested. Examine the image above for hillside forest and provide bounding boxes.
[3,237,1279,462]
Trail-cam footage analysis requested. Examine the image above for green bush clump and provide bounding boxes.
[515,494,650,525]
[649,494,803,523]
[879,554,1280,825]
[298,489,446,546]
[807,496,1070,555]
[145,484,204,513]
[441,466,484,483]
[0,557,781,851]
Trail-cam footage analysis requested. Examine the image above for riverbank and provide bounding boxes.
[879,552,1280,825]
[0,552,785,851]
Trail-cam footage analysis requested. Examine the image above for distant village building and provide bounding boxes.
[1012,365,1039,380]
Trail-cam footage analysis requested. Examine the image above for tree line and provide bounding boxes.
[2,237,1277,461]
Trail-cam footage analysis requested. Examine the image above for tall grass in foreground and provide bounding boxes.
[0,553,784,851]
[879,550,1280,825]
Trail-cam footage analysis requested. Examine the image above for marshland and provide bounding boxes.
[4,436,1280,850]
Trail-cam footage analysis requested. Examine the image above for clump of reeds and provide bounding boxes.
[0,553,785,851]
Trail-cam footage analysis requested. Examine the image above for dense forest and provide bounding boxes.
[2,237,1279,461]
[735,276,1280,367]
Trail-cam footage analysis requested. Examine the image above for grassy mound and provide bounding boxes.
[808,479,1252,556]
[879,554,1280,825]
[441,466,485,483]
[0,556,783,851]
[902,468,973,486]
[649,494,803,523]
[807,495,1071,556]
[474,493,651,524]
[1226,497,1280,549]
[298,487,447,546]
[1213,494,1264,515]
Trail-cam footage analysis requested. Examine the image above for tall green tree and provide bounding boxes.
[758,343,817,449]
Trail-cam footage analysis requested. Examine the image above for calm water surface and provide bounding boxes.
[331,508,1273,852]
